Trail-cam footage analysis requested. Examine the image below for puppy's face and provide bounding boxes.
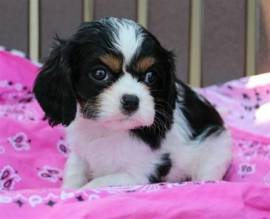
[34,18,176,131]
[78,55,156,130]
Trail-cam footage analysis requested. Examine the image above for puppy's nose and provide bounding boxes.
[121,94,139,114]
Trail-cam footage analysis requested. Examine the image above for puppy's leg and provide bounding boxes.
[194,159,231,181]
[82,173,147,189]
[62,153,89,189]
[193,132,232,181]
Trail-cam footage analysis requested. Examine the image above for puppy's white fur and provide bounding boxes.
[109,18,144,65]
[63,102,232,189]
[64,111,162,188]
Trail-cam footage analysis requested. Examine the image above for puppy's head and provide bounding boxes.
[34,17,176,130]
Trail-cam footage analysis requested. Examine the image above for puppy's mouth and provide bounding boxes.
[99,114,146,130]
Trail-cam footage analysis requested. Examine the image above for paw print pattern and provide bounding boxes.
[257,146,270,157]
[56,140,70,157]
[8,132,31,151]
[0,80,33,103]
[0,80,38,121]
[37,166,62,183]
[238,163,256,177]
[0,165,21,191]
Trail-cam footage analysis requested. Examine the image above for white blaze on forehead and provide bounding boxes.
[110,18,144,65]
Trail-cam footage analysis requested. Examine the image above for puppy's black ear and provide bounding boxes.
[33,38,76,126]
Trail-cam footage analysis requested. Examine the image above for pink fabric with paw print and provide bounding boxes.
[0,49,66,191]
[0,49,270,218]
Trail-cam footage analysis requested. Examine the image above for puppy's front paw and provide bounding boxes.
[81,173,142,189]
[62,179,85,189]
[82,178,112,189]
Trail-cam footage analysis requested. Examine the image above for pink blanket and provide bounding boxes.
[0,48,269,218]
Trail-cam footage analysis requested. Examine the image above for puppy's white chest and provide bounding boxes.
[66,123,160,178]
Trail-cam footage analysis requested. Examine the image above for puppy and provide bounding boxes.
[33,17,232,189]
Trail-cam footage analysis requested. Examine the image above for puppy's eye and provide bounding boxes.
[90,68,108,81]
[143,71,156,84]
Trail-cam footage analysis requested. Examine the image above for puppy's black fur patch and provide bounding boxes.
[33,39,77,126]
[149,153,172,183]
[177,81,224,140]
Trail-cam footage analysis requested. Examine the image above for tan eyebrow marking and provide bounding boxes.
[100,54,122,72]
[136,57,155,72]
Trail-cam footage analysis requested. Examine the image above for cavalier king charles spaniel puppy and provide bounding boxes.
[33,17,232,189]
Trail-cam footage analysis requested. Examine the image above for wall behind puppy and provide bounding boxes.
[0,0,267,87]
